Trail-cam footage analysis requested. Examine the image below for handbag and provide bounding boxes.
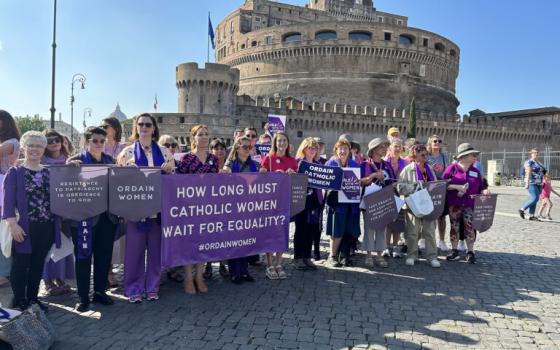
[0,221,12,258]
[0,305,55,350]
[326,190,339,207]
[404,183,434,218]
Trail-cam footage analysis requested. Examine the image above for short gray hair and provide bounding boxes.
[20,131,47,148]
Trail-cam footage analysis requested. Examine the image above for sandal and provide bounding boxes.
[166,269,184,283]
[275,265,287,279]
[183,279,196,295]
[265,266,279,280]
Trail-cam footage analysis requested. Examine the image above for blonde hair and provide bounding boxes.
[190,124,208,150]
[226,136,251,163]
[295,137,319,161]
[426,135,443,154]
[20,131,47,148]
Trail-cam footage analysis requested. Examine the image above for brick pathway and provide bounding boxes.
[1,186,559,349]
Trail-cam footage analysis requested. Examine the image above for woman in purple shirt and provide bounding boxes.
[442,143,489,264]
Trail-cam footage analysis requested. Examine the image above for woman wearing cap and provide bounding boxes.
[442,143,489,264]
[519,148,546,221]
[398,144,440,268]
[325,139,360,267]
[360,138,396,268]
[383,138,408,258]
[387,127,400,143]
[426,135,451,252]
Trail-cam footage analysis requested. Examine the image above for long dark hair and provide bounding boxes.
[129,113,160,142]
[0,110,21,142]
[43,128,69,157]
[101,117,123,142]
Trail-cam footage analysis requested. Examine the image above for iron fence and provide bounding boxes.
[479,146,559,180]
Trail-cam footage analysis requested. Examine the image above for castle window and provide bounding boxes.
[251,40,258,47]
[265,35,273,45]
[179,117,185,123]
[450,49,457,57]
[422,38,429,47]
[297,131,303,138]
[283,32,302,43]
[435,42,445,51]
[349,31,372,41]
[384,32,392,41]
[377,16,384,23]
[255,17,261,22]
[397,20,403,26]
[276,19,281,25]
[315,30,337,40]
[241,44,246,49]
[157,117,163,123]
[399,34,414,45]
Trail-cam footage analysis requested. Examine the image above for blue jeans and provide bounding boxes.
[522,184,542,215]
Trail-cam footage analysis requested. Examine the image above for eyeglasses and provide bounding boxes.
[47,137,61,145]
[164,143,178,148]
[307,147,318,151]
[100,124,110,130]
[89,139,106,144]
[238,145,253,151]
[137,122,153,128]
[246,134,257,139]
[433,140,443,144]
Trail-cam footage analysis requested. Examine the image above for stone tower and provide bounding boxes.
[176,63,240,115]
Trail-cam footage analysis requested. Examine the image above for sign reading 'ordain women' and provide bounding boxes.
[49,165,109,221]
[160,173,291,268]
[108,167,162,222]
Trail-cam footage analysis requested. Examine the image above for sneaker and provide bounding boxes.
[430,259,441,268]
[438,240,449,252]
[529,216,539,221]
[75,301,90,313]
[275,265,287,279]
[518,209,526,219]
[457,240,467,252]
[547,216,553,221]
[382,249,390,257]
[294,259,308,271]
[466,251,476,264]
[418,239,426,250]
[92,292,114,305]
[303,258,317,270]
[265,266,279,280]
[327,256,342,268]
[146,292,159,301]
[392,250,402,259]
[405,258,415,266]
[313,252,322,261]
[446,249,461,261]
[128,295,142,304]
[341,257,353,267]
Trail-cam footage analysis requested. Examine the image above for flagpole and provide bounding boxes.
[207,12,210,63]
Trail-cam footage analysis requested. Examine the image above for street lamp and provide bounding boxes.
[83,107,92,132]
[70,73,86,142]
[49,0,57,128]
[455,115,462,154]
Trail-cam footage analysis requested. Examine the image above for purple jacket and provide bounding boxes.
[2,166,61,254]
[442,163,484,209]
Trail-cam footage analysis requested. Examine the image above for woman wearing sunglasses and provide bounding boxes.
[426,135,452,253]
[158,135,180,154]
[117,113,175,303]
[40,129,74,297]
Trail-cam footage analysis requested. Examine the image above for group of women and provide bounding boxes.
[1,109,489,313]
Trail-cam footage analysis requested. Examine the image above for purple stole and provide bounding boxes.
[133,141,165,231]
[231,158,257,173]
[416,163,435,182]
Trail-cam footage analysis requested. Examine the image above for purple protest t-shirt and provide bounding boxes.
[442,163,484,209]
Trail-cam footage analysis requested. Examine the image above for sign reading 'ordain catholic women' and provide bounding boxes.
[160,173,291,268]
[298,160,343,191]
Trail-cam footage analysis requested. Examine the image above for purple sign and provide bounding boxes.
[160,173,291,268]
[472,194,498,233]
[339,168,361,203]
[267,114,286,136]
[363,185,399,231]
[49,165,109,221]
[423,181,448,220]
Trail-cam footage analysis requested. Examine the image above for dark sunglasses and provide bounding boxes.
[245,134,257,139]
[433,140,443,144]
[47,137,61,145]
[138,122,153,128]
[89,139,106,144]
[238,145,253,151]
[164,143,178,148]
[100,124,110,129]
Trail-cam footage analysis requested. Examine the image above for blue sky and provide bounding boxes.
[0,0,558,127]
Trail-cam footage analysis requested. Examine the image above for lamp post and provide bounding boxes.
[83,108,92,132]
[49,0,57,128]
[70,73,86,142]
[455,115,462,154]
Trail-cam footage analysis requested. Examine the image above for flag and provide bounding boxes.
[208,14,215,50]
[153,94,158,112]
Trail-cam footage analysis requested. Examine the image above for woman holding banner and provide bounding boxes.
[383,138,408,259]
[360,138,395,268]
[294,137,324,270]
[260,132,297,279]
[3,131,60,311]
[398,144,440,268]
[41,129,75,297]
[443,143,489,264]
[222,136,266,283]
[176,124,219,294]
[0,110,21,289]
[67,126,118,312]
[326,139,361,268]
[118,113,175,302]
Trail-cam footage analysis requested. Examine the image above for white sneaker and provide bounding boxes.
[418,239,426,250]
[430,259,441,268]
[382,249,390,257]
[457,240,467,252]
[406,258,415,266]
[392,250,402,258]
[438,240,449,252]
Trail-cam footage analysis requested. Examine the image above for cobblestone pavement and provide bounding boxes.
[1,186,560,349]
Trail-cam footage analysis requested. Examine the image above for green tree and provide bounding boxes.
[407,96,416,139]
[16,114,46,134]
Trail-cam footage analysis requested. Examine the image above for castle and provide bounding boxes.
[149,0,559,154]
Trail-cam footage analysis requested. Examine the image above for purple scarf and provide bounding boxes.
[134,141,165,167]
[232,157,258,173]
[416,163,435,182]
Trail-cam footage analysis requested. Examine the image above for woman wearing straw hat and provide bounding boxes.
[519,148,546,221]
[442,143,489,264]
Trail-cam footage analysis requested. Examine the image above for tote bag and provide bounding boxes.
[405,184,434,218]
